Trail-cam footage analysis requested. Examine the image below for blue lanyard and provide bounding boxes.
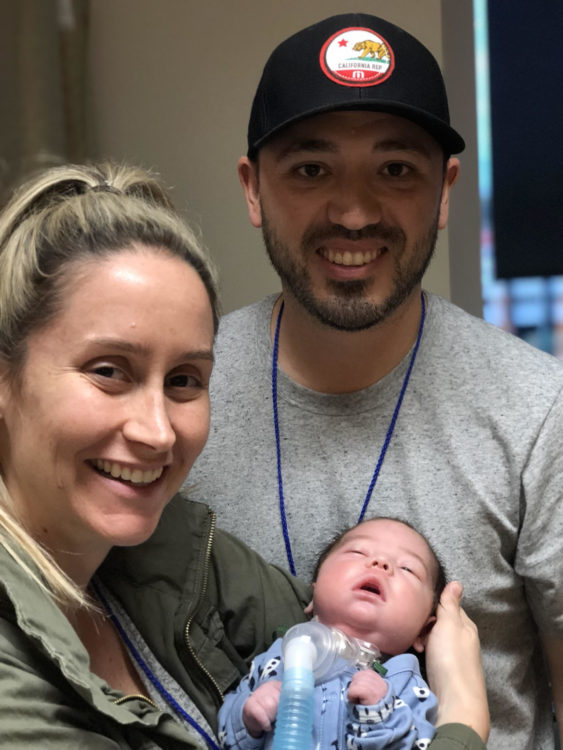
[271,292,426,577]
[91,582,221,750]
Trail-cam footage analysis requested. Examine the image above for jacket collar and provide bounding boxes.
[0,494,214,728]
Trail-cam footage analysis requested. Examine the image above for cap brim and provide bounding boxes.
[248,100,465,158]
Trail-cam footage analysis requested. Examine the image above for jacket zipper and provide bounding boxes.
[113,693,159,709]
[184,511,224,706]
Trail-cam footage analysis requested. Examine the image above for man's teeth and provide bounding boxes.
[94,460,163,485]
[323,248,381,266]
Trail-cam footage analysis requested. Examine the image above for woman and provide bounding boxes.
[0,163,488,749]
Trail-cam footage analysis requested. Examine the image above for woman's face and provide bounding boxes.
[0,246,214,563]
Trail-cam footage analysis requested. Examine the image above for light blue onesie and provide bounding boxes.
[218,638,436,749]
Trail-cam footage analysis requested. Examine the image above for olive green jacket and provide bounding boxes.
[0,495,485,749]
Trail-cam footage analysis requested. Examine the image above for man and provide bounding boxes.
[189,13,563,749]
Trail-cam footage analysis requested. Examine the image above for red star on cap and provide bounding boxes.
[338,39,348,47]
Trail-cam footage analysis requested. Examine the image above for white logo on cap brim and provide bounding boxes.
[320,26,394,87]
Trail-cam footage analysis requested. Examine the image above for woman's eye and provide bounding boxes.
[84,361,129,391]
[165,373,201,389]
[165,372,205,402]
[90,364,125,380]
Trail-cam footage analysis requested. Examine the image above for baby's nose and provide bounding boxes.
[370,556,393,573]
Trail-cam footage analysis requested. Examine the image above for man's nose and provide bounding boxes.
[327,176,382,230]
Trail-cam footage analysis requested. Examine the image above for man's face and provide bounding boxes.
[239,111,459,331]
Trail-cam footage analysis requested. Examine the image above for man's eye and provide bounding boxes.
[296,164,325,178]
[384,163,410,177]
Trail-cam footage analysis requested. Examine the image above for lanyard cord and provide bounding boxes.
[91,582,221,750]
[272,292,426,577]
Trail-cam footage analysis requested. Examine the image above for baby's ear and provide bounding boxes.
[304,583,315,615]
[412,615,436,653]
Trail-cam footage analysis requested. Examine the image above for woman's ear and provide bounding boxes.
[0,359,10,417]
[412,615,436,653]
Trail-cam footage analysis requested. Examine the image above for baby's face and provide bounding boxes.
[312,519,437,655]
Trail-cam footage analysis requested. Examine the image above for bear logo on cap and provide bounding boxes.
[320,26,394,87]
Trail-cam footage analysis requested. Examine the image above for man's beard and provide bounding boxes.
[261,208,439,331]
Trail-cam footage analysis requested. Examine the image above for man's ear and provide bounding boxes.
[437,157,460,230]
[412,615,436,653]
[238,156,262,228]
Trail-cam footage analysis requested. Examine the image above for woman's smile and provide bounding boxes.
[90,459,165,486]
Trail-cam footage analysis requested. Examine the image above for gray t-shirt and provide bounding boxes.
[188,292,563,750]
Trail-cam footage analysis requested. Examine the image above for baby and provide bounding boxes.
[218,517,446,749]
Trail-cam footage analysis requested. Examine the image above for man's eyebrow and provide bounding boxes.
[373,138,433,158]
[274,138,339,162]
[274,136,433,162]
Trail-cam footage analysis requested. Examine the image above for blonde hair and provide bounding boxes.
[0,162,220,607]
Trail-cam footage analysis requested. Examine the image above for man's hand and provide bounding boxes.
[347,669,388,705]
[242,681,282,738]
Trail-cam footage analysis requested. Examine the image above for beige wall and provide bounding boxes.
[89,0,462,314]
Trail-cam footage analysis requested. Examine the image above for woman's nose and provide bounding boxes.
[122,389,176,453]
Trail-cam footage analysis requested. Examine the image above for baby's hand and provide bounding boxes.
[242,681,282,738]
[347,669,388,705]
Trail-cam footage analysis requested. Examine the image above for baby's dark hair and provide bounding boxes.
[312,516,447,611]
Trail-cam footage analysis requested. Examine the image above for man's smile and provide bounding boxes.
[319,247,386,267]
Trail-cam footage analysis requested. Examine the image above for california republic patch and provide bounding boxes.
[320,26,394,87]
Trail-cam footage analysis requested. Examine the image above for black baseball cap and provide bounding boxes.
[247,13,465,158]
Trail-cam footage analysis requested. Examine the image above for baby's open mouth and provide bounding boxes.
[358,580,385,601]
[361,583,381,595]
